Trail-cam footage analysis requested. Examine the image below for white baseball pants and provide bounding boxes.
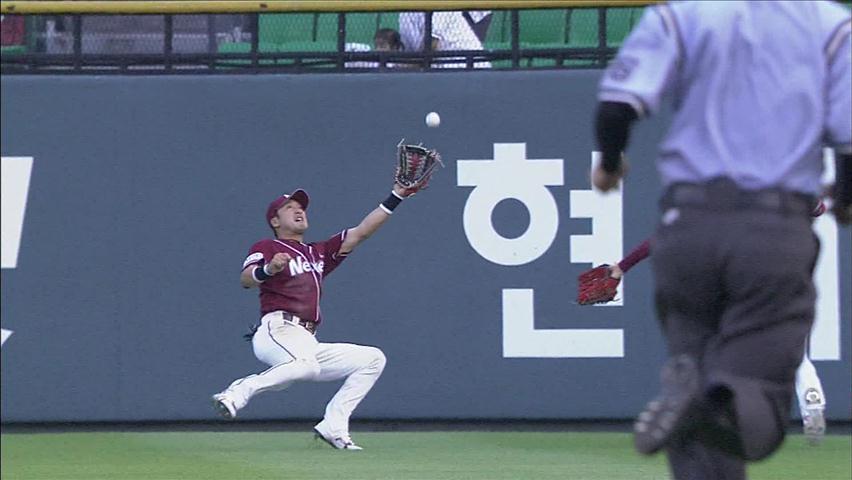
[221,311,386,437]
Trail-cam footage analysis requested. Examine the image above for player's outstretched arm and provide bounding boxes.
[340,142,442,254]
[340,184,411,255]
[576,237,651,305]
[616,238,652,277]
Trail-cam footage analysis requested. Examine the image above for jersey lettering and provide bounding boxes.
[288,257,325,276]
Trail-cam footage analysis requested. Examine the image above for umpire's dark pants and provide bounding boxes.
[652,180,819,480]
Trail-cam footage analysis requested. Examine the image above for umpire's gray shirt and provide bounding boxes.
[599,1,852,195]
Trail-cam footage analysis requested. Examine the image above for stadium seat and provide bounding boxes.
[216,41,284,65]
[567,8,599,48]
[519,9,567,48]
[259,13,340,52]
[314,13,339,43]
[346,13,379,44]
[483,10,509,50]
[259,13,313,45]
[278,41,337,52]
[606,8,643,46]
[378,12,399,32]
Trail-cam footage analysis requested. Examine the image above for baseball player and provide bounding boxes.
[577,201,830,446]
[211,149,437,450]
[591,2,850,479]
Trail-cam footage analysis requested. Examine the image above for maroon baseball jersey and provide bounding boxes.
[242,230,349,323]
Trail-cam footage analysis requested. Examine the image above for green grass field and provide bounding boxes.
[1,431,850,480]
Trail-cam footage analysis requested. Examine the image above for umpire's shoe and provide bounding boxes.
[634,354,702,455]
[803,388,826,446]
[313,424,363,451]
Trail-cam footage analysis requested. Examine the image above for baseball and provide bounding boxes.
[425,111,441,128]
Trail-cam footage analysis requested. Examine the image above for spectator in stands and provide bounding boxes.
[398,11,492,68]
[374,28,403,52]
[345,27,404,69]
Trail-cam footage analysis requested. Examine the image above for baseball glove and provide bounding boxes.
[395,140,443,194]
[577,264,620,305]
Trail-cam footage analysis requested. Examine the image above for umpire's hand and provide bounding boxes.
[592,165,626,192]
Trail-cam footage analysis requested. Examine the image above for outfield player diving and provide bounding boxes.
[211,171,428,450]
[578,200,830,445]
[589,1,850,479]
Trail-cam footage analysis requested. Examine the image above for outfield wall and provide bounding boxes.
[2,72,850,422]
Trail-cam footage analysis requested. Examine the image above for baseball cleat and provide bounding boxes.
[313,427,363,451]
[802,388,825,446]
[211,393,237,420]
[634,354,701,455]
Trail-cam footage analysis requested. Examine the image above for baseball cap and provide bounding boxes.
[266,189,310,225]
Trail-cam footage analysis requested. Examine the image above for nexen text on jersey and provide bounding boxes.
[289,258,325,276]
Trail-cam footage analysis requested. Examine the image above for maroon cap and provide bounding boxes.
[266,189,310,225]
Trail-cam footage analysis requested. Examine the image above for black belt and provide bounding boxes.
[661,178,815,216]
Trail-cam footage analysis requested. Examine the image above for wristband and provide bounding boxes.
[252,264,273,282]
[379,190,404,214]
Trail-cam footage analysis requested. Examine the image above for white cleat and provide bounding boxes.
[313,426,363,451]
[802,388,825,446]
[211,393,237,420]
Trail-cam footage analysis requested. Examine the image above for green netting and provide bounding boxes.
[484,11,510,51]
[519,9,567,45]
[485,10,508,46]
[377,12,400,32]
[216,41,339,69]
[606,8,643,47]
[278,41,337,52]
[259,13,314,44]
[252,9,639,59]
[216,42,284,65]
[346,12,379,44]
[314,13,338,43]
[567,9,599,47]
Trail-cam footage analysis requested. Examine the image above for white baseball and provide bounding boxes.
[425,111,441,128]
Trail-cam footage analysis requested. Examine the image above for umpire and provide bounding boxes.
[591,2,851,479]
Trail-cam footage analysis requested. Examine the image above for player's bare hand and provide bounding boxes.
[267,253,291,275]
[609,263,624,279]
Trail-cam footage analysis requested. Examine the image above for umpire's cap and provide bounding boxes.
[266,189,309,225]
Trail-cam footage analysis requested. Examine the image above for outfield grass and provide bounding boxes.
[1,431,850,480]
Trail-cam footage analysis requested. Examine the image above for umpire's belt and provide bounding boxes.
[661,178,815,216]
[275,311,318,335]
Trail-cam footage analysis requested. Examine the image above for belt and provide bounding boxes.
[661,178,815,216]
[245,311,318,341]
[278,311,318,335]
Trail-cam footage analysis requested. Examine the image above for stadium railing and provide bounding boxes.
[0,0,657,74]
